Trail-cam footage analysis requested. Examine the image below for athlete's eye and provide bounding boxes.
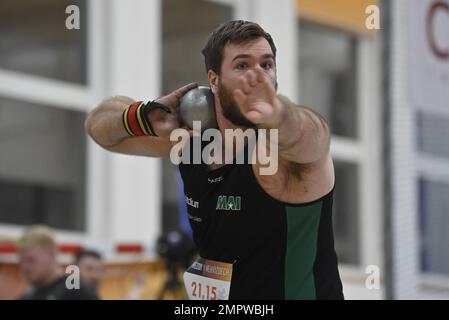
[236,63,248,70]
[261,62,273,70]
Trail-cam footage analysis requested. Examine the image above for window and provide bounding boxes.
[299,22,362,265]
[417,113,449,160]
[162,0,233,92]
[333,161,360,265]
[417,113,449,277]
[419,178,449,276]
[298,23,358,138]
[161,0,233,232]
[0,97,86,231]
[0,0,87,84]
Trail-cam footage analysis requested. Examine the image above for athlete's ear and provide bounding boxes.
[208,70,218,94]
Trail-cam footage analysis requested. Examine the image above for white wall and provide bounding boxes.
[390,0,449,299]
[92,0,162,245]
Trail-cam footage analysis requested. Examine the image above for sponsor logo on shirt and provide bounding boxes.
[216,196,241,211]
[208,176,224,184]
[186,195,199,208]
[188,214,202,222]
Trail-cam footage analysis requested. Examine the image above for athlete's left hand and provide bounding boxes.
[233,68,285,128]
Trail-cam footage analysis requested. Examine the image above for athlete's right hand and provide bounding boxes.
[147,82,198,138]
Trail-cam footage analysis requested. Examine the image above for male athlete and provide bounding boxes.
[85,20,344,300]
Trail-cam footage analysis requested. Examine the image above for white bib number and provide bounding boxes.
[183,257,233,300]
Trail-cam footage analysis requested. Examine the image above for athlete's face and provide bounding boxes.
[209,37,278,127]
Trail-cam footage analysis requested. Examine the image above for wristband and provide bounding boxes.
[122,100,171,137]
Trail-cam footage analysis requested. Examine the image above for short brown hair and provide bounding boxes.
[202,20,277,75]
[75,249,102,265]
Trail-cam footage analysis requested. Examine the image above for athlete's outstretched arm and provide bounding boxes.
[85,83,197,158]
[274,95,331,165]
[233,67,334,197]
[233,68,330,165]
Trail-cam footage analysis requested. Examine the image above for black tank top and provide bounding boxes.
[179,139,344,300]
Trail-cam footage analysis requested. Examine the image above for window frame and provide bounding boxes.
[0,0,108,242]
[298,22,384,297]
[417,135,449,286]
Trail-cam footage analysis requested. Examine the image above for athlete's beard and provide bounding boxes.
[217,78,278,128]
[217,80,254,127]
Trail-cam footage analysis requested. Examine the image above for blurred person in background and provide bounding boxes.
[17,225,98,300]
[74,249,105,297]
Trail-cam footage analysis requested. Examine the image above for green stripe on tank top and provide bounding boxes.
[284,202,322,299]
